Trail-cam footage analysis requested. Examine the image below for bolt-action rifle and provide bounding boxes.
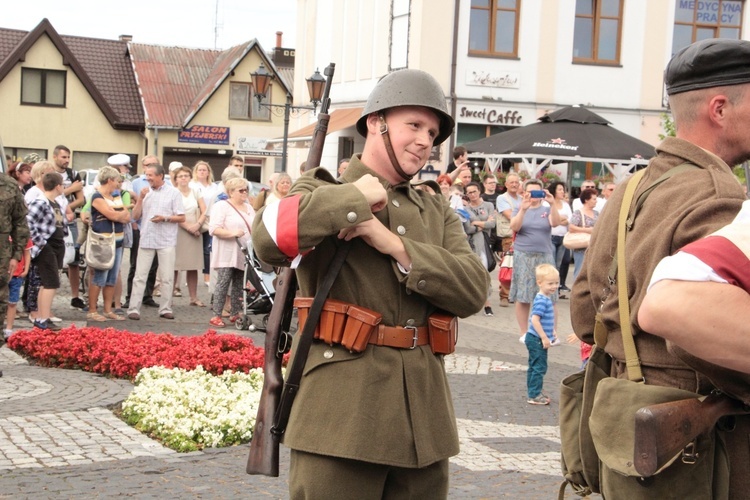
[246,63,336,477]
[634,392,750,477]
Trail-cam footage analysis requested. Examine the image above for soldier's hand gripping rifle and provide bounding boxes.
[246,63,336,477]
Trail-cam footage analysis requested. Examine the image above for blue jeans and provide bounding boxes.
[92,246,124,287]
[525,334,548,398]
[202,232,211,275]
[573,248,586,281]
[551,235,571,287]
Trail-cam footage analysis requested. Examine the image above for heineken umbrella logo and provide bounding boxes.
[532,137,579,151]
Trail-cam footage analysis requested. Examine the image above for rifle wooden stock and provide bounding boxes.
[634,393,749,477]
[246,63,336,477]
[246,268,297,476]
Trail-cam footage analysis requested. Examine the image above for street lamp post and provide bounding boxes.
[251,64,326,173]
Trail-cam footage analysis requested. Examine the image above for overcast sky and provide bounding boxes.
[11,0,297,51]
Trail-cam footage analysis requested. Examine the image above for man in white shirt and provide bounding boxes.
[127,163,185,320]
[495,172,522,306]
[571,179,606,212]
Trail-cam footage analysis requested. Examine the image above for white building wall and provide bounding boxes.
[293,0,750,169]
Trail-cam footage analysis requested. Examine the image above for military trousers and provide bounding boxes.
[289,449,449,500]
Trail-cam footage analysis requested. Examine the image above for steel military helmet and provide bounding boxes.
[356,69,455,146]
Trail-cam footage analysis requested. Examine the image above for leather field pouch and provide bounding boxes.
[589,377,729,499]
[559,345,611,496]
[295,298,351,345]
[427,312,457,355]
[319,299,349,345]
[341,305,382,353]
[293,297,319,340]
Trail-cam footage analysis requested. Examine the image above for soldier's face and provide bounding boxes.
[385,106,439,177]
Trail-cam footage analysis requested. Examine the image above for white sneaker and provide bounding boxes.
[50,316,63,323]
[519,334,526,344]
[3,329,12,340]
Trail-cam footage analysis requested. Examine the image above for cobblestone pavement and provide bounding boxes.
[0,259,592,498]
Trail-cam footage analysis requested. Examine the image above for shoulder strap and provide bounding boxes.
[616,169,646,382]
[66,167,79,182]
[613,163,698,382]
[626,163,698,232]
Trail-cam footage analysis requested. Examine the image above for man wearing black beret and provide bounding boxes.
[571,38,750,498]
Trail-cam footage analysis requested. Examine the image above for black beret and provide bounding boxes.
[665,39,750,95]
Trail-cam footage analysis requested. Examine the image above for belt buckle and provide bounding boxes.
[405,326,418,349]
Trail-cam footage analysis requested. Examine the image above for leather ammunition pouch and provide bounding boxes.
[294,298,457,355]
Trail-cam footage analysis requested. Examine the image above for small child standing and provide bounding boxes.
[5,237,32,339]
[525,263,560,405]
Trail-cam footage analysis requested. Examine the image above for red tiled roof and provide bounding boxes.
[0,19,292,132]
[129,43,221,127]
[0,19,144,129]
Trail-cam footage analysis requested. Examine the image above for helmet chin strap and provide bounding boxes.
[378,113,414,182]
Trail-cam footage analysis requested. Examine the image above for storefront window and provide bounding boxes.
[671,0,743,56]
[572,0,623,64]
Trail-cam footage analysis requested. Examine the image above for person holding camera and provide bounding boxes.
[508,179,560,340]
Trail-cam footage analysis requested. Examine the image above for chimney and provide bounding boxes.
[119,34,133,42]
[276,31,283,48]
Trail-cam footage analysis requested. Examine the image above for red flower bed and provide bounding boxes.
[7,326,270,380]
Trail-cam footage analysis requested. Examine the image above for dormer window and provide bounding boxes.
[21,68,66,106]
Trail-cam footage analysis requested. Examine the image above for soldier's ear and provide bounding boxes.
[365,112,382,136]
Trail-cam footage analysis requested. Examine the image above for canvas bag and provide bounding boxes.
[495,192,513,238]
[85,217,116,271]
[498,249,513,287]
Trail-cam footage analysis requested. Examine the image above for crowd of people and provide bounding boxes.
[0,149,296,334]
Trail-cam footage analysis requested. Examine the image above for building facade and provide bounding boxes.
[292,0,748,180]
[0,19,295,183]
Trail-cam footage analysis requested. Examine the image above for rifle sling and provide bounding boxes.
[271,240,352,436]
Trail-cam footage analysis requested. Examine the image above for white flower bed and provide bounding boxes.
[121,365,265,452]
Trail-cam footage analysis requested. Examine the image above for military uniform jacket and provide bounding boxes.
[252,156,489,468]
[571,137,750,494]
[0,173,30,261]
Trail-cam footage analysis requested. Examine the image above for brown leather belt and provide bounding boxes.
[369,324,429,349]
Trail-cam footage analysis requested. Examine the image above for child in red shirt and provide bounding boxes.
[5,237,32,338]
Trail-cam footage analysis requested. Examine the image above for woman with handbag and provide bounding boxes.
[208,177,255,328]
[462,182,497,316]
[568,188,599,280]
[87,167,131,322]
[548,181,573,297]
[509,179,561,338]
[171,166,208,306]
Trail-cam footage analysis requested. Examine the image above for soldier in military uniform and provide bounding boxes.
[252,70,490,498]
[0,171,30,370]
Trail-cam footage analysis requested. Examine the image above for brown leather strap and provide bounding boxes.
[369,324,429,349]
[378,113,414,182]
[225,199,253,234]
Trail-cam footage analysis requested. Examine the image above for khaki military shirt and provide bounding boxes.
[0,173,30,261]
[252,156,489,467]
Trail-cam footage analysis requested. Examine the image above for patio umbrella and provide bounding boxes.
[463,105,655,161]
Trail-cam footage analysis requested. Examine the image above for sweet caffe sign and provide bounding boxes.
[458,105,531,126]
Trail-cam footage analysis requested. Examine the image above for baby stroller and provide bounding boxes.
[233,238,275,332]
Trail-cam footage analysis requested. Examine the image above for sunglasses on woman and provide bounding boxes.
[237,189,248,194]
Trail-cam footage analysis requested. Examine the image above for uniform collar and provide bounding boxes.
[657,137,732,174]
